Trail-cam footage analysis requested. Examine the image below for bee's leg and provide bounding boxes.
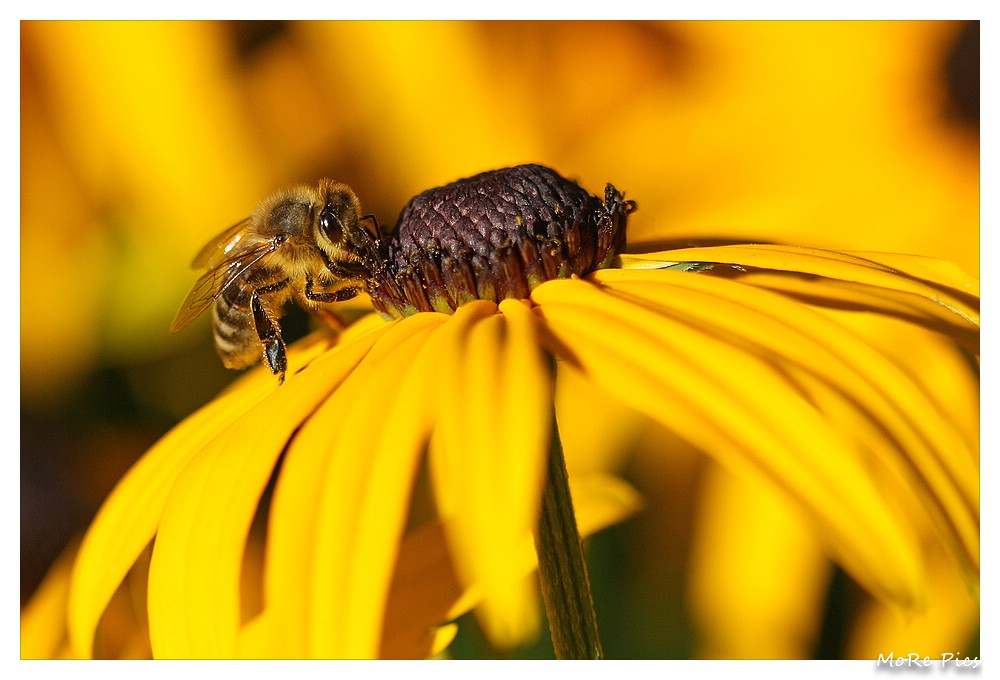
[305,274,363,303]
[251,292,286,383]
[304,275,363,330]
[326,260,371,279]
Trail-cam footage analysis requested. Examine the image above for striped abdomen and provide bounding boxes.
[213,266,290,369]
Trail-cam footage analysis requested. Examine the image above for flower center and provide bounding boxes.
[367,164,636,319]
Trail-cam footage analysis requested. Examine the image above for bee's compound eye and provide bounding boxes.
[318,204,344,244]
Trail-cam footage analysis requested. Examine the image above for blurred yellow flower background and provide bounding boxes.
[21,20,978,659]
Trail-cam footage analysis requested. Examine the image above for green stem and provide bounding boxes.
[534,415,604,660]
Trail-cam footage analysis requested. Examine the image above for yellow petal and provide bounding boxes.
[738,274,978,354]
[67,353,280,658]
[532,277,926,607]
[846,542,979,659]
[555,360,648,475]
[822,309,979,465]
[236,610,279,660]
[264,311,446,658]
[428,624,460,658]
[430,299,552,648]
[688,465,831,659]
[840,250,979,298]
[380,473,642,659]
[622,245,979,336]
[307,318,443,658]
[589,269,979,574]
[146,327,386,658]
[333,310,394,345]
[68,331,341,653]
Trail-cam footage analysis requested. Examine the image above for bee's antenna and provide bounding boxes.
[360,213,385,269]
[361,213,382,241]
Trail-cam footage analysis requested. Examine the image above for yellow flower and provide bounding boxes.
[23,203,978,657]
[21,21,978,660]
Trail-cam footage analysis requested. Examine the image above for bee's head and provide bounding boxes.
[315,181,361,251]
[314,179,381,277]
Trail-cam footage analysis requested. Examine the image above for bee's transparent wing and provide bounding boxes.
[190,217,253,269]
[170,239,278,333]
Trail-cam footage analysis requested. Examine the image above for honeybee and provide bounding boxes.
[171,179,383,384]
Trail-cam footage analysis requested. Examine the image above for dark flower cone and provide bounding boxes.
[369,164,635,319]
